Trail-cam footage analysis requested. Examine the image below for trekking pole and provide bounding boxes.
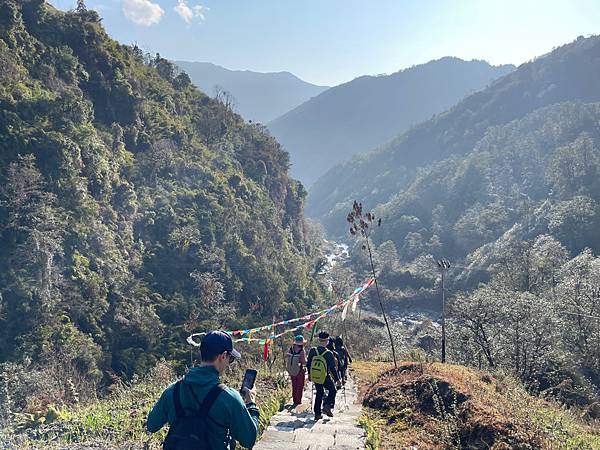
[343,383,347,406]
[311,383,314,412]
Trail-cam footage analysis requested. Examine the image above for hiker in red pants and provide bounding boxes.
[286,335,307,406]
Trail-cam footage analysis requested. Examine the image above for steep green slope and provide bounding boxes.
[309,35,600,234]
[175,60,328,124]
[0,0,320,391]
[269,57,513,186]
[376,102,600,265]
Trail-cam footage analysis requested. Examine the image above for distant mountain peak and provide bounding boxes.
[268,57,514,187]
[174,61,328,123]
[307,34,600,237]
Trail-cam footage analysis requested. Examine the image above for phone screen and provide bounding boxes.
[241,368,257,390]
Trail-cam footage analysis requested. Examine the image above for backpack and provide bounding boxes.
[286,347,302,377]
[310,348,330,385]
[163,380,225,450]
[337,346,348,370]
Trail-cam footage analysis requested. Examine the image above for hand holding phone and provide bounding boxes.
[241,368,257,390]
[241,368,257,404]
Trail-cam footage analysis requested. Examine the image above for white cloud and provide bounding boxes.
[174,0,207,24]
[122,0,164,26]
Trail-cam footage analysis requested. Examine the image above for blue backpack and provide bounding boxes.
[163,380,225,450]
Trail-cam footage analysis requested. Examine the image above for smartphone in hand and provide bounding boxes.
[241,368,257,391]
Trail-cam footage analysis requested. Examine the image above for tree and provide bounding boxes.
[555,250,600,379]
[546,133,600,200]
[0,155,65,357]
[348,201,397,368]
[450,286,560,383]
[548,196,600,253]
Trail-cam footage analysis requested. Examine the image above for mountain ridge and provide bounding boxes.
[308,35,600,232]
[269,57,515,186]
[174,60,328,123]
[0,0,321,386]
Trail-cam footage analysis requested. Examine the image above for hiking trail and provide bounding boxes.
[255,376,365,450]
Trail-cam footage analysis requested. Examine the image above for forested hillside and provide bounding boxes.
[174,61,328,123]
[269,58,513,186]
[0,0,321,397]
[313,35,600,410]
[309,35,600,231]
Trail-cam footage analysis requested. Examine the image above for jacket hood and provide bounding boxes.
[183,365,220,386]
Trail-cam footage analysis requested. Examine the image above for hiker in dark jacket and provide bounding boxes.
[327,337,343,380]
[147,330,259,449]
[335,335,353,383]
[307,331,341,420]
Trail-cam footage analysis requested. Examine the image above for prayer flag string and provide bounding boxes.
[187,278,373,347]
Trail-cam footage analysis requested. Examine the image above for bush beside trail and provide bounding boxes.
[0,360,290,449]
[356,361,600,449]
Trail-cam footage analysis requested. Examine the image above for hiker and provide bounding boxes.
[307,331,342,420]
[147,330,260,450]
[286,334,307,406]
[327,337,342,381]
[334,336,353,383]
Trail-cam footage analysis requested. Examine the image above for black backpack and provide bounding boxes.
[163,380,225,450]
[337,346,348,370]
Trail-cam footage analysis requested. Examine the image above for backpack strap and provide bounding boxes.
[200,384,226,418]
[172,381,185,419]
[185,382,226,419]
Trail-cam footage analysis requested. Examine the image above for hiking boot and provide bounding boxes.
[323,405,333,417]
[314,413,323,420]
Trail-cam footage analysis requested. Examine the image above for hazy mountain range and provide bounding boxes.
[268,57,515,186]
[174,61,328,123]
[307,35,600,242]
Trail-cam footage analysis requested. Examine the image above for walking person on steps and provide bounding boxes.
[147,330,260,449]
[307,331,341,420]
[334,335,353,383]
[286,334,307,406]
[327,337,342,381]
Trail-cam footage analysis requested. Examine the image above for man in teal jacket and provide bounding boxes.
[147,330,260,449]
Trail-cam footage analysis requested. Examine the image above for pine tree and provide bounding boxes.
[76,0,87,13]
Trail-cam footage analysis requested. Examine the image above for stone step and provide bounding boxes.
[255,375,365,450]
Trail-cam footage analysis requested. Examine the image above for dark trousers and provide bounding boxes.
[291,368,305,404]
[314,376,336,415]
[339,366,347,382]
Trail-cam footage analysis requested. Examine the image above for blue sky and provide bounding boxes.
[53,0,600,86]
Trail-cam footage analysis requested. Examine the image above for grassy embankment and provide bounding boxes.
[0,361,290,449]
[351,360,600,450]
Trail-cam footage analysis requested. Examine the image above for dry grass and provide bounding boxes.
[350,360,394,399]
[0,360,290,449]
[354,361,600,450]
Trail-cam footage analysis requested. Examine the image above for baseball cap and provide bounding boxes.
[318,331,329,340]
[200,330,241,360]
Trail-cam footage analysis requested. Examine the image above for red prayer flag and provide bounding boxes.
[263,339,269,361]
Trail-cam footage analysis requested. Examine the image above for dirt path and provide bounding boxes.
[254,376,365,450]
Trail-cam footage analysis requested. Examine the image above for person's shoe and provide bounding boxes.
[323,405,333,417]
[314,413,323,420]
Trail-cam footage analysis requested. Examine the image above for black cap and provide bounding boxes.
[318,331,329,340]
[200,330,241,360]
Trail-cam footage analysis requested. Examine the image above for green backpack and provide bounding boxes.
[310,348,329,385]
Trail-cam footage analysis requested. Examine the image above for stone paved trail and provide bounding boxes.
[254,376,365,450]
